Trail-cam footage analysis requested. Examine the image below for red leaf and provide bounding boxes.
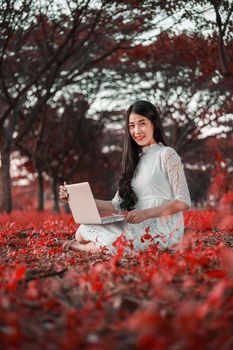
[204,269,226,278]
[7,266,27,290]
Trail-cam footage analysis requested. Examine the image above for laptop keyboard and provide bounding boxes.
[101,215,124,224]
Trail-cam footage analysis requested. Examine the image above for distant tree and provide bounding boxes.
[16,95,108,211]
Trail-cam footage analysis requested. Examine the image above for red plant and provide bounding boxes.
[0,208,232,349]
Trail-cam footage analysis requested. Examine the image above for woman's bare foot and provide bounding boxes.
[75,242,100,253]
[51,238,101,253]
[54,238,100,253]
[62,239,80,251]
[52,238,78,250]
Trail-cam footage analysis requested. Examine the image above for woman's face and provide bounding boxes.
[128,113,156,147]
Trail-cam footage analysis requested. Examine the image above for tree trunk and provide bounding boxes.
[0,160,3,212]
[51,175,60,213]
[0,147,12,213]
[34,158,45,211]
[37,169,44,211]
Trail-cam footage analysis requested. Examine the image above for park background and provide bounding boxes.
[0,1,233,349]
[0,0,232,213]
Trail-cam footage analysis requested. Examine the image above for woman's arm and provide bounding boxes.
[95,199,118,214]
[60,184,119,214]
[163,147,191,208]
[126,148,191,224]
[125,199,188,224]
[145,199,189,219]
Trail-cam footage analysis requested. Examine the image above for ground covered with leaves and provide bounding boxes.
[0,209,233,350]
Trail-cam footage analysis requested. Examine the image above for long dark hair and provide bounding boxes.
[118,100,168,211]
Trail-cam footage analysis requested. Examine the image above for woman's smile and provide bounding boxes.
[128,113,156,147]
[135,135,145,141]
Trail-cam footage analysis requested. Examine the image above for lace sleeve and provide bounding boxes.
[163,147,191,208]
[111,190,123,212]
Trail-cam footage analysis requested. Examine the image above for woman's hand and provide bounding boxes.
[59,182,69,203]
[124,209,149,224]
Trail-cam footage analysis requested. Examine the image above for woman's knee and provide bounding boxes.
[75,228,84,241]
[75,227,91,243]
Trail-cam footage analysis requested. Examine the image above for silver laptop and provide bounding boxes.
[65,182,125,224]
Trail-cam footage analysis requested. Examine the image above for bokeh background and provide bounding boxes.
[0,0,232,213]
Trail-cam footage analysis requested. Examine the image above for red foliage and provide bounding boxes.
[0,209,233,349]
[109,32,222,84]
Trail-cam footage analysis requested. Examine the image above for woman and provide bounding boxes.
[59,100,191,253]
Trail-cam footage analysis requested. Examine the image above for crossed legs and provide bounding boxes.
[60,231,100,253]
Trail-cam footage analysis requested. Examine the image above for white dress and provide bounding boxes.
[77,142,191,253]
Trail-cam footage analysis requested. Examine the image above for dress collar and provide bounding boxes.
[141,142,163,154]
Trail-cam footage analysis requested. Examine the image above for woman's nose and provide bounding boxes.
[135,125,142,134]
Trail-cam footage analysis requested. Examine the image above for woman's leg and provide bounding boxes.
[57,226,105,252]
[62,240,100,253]
[59,229,90,249]
[61,228,98,251]
[75,230,91,244]
[75,242,100,253]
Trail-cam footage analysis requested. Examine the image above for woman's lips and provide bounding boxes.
[135,136,144,141]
